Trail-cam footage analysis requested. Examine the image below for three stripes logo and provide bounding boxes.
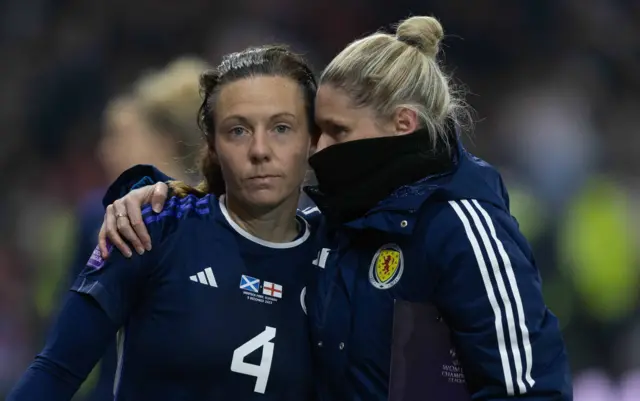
[448,199,534,396]
[189,267,218,288]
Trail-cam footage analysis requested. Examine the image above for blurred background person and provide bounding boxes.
[0,0,639,399]
[99,57,206,188]
[63,56,208,401]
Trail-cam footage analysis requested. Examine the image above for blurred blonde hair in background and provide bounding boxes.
[133,56,210,174]
[99,56,210,182]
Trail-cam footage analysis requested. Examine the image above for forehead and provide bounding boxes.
[315,84,370,125]
[216,76,304,118]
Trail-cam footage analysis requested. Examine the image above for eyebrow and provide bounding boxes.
[221,112,297,126]
[220,115,250,126]
[317,117,348,127]
[269,112,297,121]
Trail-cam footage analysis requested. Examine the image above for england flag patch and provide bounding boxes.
[239,274,282,305]
[262,281,283,299]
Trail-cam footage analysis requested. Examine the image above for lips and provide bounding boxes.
[249,175,277,179]
[246,175,282,186]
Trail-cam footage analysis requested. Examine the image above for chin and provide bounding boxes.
[244,189,291,210]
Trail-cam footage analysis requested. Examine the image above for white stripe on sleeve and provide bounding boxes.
[448,200,516,395]
[461,199,526,394]
[471,199,535,389]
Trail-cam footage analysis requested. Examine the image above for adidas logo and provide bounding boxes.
[189,267,218,287]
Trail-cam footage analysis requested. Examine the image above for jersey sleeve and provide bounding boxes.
[71,195,210,326]
[425,199,572,400]
[6,292,120,401]
[70,243,152,326]
[70,201,168,326]
[67,194,105,288]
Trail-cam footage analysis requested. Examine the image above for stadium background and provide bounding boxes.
[0,0,639,399]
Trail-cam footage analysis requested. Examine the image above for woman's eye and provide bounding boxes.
[331,125,348,135]
[230,127,247,136]
[274,124,291,134]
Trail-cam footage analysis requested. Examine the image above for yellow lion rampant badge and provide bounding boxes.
[369,244,404,289]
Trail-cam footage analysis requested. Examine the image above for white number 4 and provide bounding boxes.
[231,326,276,394]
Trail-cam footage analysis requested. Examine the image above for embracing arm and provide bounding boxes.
[99,165,172,258]
[428,199,572,400]
[101,164,173,209]
[7,292,119,401]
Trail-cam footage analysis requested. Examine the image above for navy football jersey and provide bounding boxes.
[71,194,317,400]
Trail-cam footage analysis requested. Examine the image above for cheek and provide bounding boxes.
[285,147,308,168]
[351,122,388,141]
[282,141,310,179]
[213,144,243,183]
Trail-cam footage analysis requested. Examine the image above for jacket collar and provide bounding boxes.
[306,123,460,233]
[341,145,461,234]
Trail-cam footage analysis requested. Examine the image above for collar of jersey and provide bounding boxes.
[217,195,311,249]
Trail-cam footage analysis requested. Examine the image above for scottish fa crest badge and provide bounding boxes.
[369,243,404,290]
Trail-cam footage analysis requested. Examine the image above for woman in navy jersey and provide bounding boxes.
[53,15,572,401]
[8,45,320,401]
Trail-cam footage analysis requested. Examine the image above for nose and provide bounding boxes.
[314,133,335,153]
[248,128,272,162]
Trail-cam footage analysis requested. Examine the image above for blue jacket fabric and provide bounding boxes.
[307,143,572,400]
[104,144,572,400]
[101,164,173,209]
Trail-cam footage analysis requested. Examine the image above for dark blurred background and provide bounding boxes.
[0,0,639,399]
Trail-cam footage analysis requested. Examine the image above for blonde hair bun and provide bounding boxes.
[396,16,444,58]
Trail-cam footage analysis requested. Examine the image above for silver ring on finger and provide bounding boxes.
[115,213,128,219]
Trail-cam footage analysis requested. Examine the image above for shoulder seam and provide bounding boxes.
[142,194,213,225]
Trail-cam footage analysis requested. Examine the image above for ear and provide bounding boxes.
[393,107,419,135]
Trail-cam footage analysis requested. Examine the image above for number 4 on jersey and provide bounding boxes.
[231,326,276,394]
